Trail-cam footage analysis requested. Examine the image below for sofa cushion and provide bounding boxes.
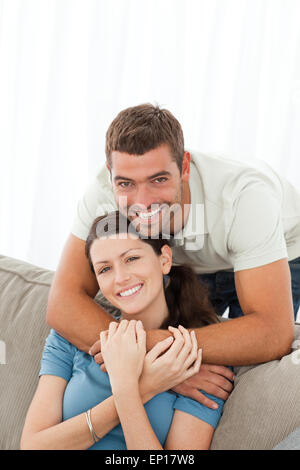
[1,254,300,450]
[0,255,53,450]
[211,324,300,449]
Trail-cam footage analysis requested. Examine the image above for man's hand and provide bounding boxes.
[90,335,234,409]
[89,327,170,366]
[89,339,103,365]
[172,364,234,410]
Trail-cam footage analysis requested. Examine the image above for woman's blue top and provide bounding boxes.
[39,329,225,449]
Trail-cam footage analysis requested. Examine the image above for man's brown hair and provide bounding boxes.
[105,103,184,172]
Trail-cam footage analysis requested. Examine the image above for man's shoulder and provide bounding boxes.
[188,150,283,206]
[84,164,115,204]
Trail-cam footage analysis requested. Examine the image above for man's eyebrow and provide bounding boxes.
[113,171,171,183]
[94,248,143,266]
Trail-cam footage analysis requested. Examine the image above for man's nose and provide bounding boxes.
[134,184,156,210]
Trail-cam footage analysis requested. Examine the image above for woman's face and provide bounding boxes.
[90,234,172,317]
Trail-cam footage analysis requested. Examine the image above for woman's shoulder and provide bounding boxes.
[44,329,79,355]
[39,329,79,382]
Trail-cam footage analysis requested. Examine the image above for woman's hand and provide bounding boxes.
[100,319,146,393]
[139,325,202,400]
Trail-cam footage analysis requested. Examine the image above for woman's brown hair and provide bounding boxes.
[85,211,220,329]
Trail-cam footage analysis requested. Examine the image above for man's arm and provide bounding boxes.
[148,259,295,366]
[46,233,114,352]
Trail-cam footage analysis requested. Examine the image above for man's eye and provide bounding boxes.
[153,177,167,183]
[118,181,132,188]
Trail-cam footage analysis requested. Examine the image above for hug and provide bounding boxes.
[20,104,300,450]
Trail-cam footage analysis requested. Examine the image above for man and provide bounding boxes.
[47,103,300,410]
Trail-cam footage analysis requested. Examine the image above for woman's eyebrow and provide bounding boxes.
[94,248,143,265]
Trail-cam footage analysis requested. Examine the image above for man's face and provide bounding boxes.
[108,144,190,237]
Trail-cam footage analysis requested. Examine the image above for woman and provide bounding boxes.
[21,211,226,450]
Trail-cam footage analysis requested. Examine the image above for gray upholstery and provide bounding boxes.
[0,254,300,450]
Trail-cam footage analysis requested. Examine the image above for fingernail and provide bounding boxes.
[213,403,219,410]
[166,336,173,342]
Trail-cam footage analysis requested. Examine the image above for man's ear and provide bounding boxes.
[106,162,112,181]
[160,245,173,275]
[181,151,191,182]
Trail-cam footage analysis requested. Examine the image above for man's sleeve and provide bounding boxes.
[227,182,288,271]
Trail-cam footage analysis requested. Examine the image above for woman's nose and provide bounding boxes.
[114,266,131,284]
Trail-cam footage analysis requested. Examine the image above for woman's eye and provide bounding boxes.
[98,266,110,275]
[127,256,139,262]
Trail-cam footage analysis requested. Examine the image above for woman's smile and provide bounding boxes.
[116,282,144,299]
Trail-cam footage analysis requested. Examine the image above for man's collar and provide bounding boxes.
[172,159,207,247]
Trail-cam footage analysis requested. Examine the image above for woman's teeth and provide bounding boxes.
[118,284,143,297]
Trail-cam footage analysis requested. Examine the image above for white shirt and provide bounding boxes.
[71,151,300,273]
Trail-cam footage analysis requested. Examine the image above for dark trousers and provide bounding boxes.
[198,257,300,321]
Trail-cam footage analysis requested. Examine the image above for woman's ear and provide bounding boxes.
[160,245,173,275]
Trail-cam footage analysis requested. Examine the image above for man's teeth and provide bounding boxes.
[119,284,143,297]
[138,207,161,219]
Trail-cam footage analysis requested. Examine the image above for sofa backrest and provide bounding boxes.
[0,254,300,450]
[0,255,53,450]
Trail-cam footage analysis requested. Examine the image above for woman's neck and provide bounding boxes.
[120,289,169,330]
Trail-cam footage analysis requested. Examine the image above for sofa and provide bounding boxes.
[1,254,300,450]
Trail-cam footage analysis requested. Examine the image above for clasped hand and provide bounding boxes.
[100,319,202,397]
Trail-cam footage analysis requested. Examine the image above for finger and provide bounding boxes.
[108,321,119,339]
[185,348,202,379]
[89,339,101,356]
[204,371,234,393]
[136,320,146,349]
[100,330,109,349]
[176,325,193,363]
[164,326,185,357]
[126,319,137,338]
[94,352,104,365]
[146,336,174,362]
[116,319,129,334]
[204,364,235,382]
[100,363,107,373]
[185,388,221,411]
[194,381,230,401]
[183,330,198,369]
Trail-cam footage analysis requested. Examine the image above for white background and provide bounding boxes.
[0,0,300,273]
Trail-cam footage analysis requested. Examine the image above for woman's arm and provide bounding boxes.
[20,374,155,450]
[21,324,201,450]
[113,383,163,450]
[164,410,214,450]
[102,321,202,450]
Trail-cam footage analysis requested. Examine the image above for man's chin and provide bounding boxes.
[131,220,175,239]
[130,220,161,238]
